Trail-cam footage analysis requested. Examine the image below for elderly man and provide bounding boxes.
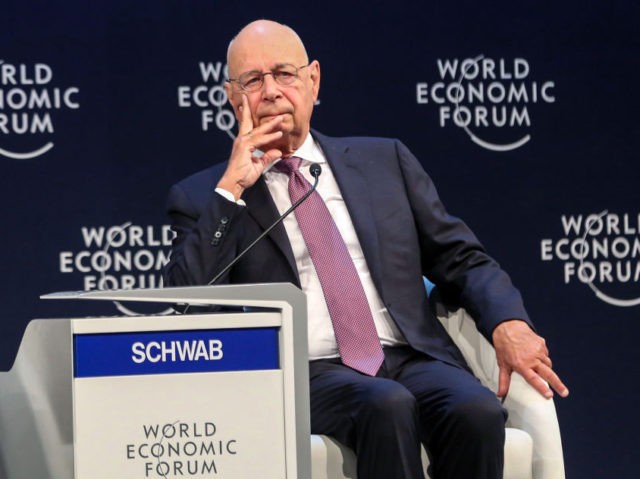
[165,19,568,479]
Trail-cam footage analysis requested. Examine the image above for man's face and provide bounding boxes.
[225,27,320,155]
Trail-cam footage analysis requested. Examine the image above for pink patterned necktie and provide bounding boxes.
[274,156,384,376]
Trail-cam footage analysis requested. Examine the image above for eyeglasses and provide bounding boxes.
[228,64,310,92]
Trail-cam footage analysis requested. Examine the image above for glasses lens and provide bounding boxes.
[238,71,263,91]
[273,65,298,85]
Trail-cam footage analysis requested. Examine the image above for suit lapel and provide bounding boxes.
[313,131,385,296]
[242,177,299,283]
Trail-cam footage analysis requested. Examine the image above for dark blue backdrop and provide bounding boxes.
[2,1,639,477]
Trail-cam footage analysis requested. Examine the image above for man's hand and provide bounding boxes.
[217,94,285,200]
[492,320,569,400]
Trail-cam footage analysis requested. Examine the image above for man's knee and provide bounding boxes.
[359,380,418,421]
[447,392,506,440]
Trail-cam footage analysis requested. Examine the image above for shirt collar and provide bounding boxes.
[290,132,325,164]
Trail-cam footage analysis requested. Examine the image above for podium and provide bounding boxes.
[0,284,310,479]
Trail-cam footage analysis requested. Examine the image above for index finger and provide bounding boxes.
[521,368,554,399]
[237,94,254,136]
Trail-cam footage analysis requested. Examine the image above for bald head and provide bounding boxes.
[227,20,309,78]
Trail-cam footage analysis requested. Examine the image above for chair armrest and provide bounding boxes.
[433,300,565,479]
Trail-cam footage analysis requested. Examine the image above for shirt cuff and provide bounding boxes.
[214,187,246,206]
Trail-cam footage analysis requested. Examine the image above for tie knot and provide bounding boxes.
[273,156,303,176]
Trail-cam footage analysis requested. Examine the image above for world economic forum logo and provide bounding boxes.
[0,60,79,159]
[415,55,555,152]
[541,211,640,307]
[177,61,236,139]
[58,221,175,316]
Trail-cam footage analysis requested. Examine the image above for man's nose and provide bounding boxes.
[261,73,282,100]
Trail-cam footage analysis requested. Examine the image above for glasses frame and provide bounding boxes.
[228,63,310,92]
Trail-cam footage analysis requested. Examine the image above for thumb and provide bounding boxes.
[497,365,512,399]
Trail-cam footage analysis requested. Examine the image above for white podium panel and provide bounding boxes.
[72,314,287,479]
[75,371,285,478]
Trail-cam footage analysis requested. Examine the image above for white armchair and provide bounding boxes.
[310,298,565,479]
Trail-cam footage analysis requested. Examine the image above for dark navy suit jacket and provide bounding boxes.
[165,130,531,369]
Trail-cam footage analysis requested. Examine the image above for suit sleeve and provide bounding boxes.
[394,140,533,340]
[164,181,247,287]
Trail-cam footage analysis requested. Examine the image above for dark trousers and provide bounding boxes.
[309,346,506,479]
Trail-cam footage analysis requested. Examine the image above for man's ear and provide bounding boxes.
[309,60,321,101]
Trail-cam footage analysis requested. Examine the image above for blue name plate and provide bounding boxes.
[74,327,279,378]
